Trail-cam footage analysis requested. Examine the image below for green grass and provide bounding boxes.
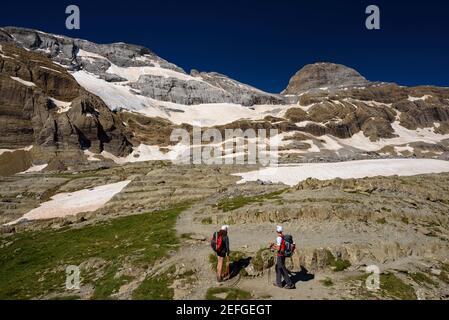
[409,272,438,287]
[441,263,449,273]
[439,272,449,284]
[438,264,449,284]
[379,273,417,300]
[208,251,247,271]
[0,206,187,300]
[209,254,218,270]
[205,287,252,300]
[325,250,351,272]
[92,265,134,300]
[201,217,213,225]
[333,259,351,272]
[320,277,334,287]
[401,217,409,224]
[352,272,417,300]
[133,266,176,300]
[217,189,287,212]
[252,248,275,272]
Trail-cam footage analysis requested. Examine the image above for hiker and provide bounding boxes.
[270,226,295,289]
[211,225,230,282]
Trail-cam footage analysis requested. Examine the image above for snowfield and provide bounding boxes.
[106,63,200,83]
[6,180,131,225]
[100,144,190,164]
[10,76,36,87]
[234,159,449,186]
[0,145,34,156]
[19,164,48,174]
[335,122,449,152]
[140,102,289,127]
[72,70,291,126]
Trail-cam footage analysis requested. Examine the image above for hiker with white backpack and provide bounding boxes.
[211,225,230,282]
[270,226,296,289]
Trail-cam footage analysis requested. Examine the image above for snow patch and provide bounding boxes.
[40,66,62,74]
[394,145,414,154]
[408,95,432,102]
[72,71,155,111]
[10,76,36,87]
[335,122,449,152]
[296,121,319,128]
[19,164,48,174]
[0,145,34,156]
[77,49,108,61]
[234,159,449,186]
[84,150,101,161]
[106,64,197,83]
[6,180,131,225]
[319,136,344,151]
[50,98,72,113]
[72,70,293,126]
[101,143,190,164]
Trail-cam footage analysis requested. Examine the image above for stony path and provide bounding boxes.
[173,201,338,300]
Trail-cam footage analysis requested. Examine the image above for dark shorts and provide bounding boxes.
[217,251,227,258]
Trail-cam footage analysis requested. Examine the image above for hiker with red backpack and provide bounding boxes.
[211,225,230,282]
[270,226,296,289]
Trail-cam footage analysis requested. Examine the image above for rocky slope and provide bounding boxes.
[1,162,448,300]
[2,27,284,107]
[0,40,132,175]
[1,27,449,174]
[0,28,449,300]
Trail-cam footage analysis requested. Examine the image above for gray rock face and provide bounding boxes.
[2,26,182,70]
[0,41,132,164]
[192,71,285,105]
[283,62,370,94]
[0,29,13,42]
[2,26,185,88]
[3,27,286,106]
[131,72,285,106]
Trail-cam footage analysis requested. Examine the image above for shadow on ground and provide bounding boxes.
[229,257,252,279]
[289,266,315,284]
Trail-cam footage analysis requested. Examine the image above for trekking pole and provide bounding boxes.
[266,246,271,284]
[225,254,230,280]
[267,262,270,285]
[267,248,276,285]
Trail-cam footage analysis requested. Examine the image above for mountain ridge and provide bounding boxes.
[1,26,449,176]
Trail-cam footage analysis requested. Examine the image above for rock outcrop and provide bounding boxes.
[0,41,132,174]
[283,62,370,94]
[1,26,449,170]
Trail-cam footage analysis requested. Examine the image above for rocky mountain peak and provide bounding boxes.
[283,62,370,94]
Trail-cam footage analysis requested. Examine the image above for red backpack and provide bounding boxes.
[211,231,223,253]
[280,234,295,257]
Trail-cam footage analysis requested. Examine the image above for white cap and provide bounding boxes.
[221,225,229,231]
[276,226,283,233]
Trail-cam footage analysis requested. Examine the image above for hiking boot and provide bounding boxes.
[272,282,283,288]
[284,284,296,289]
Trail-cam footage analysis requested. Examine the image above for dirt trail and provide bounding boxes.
[172,191,449,300]
[173,202,339,300]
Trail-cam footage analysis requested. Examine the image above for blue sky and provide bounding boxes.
[1,0,448,93]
